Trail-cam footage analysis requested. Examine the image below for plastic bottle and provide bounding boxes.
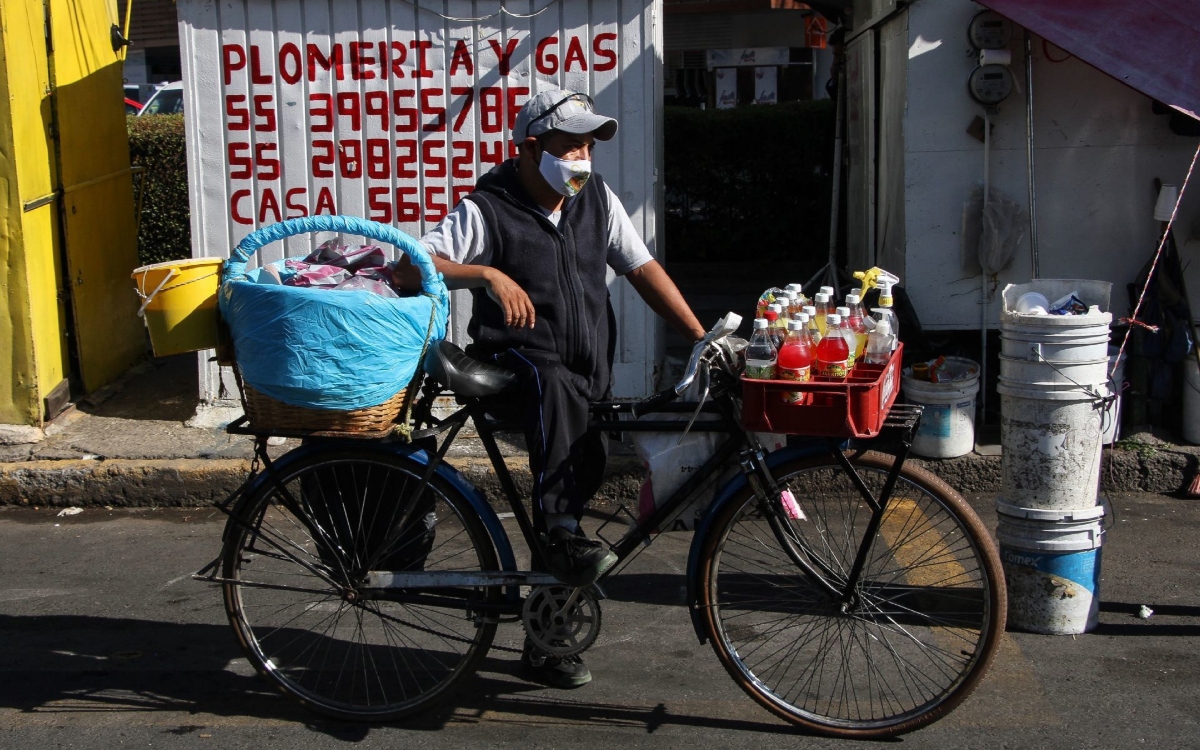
[776,294,793,323]
[863,318,894,365]
[813,292,832,336]
[777,319,814,404]
[815,313,850,380]
[785,283,807,307]
[873,279,900,351]
[763,304,779,331]
[788,292,806,321]
[845,292,869,360]
[767,303,787,349]
[744,318,778,380]
[835,306,859,369]
[802,305,822,345]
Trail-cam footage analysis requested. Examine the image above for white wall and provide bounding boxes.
[176,0,664,404]
[903,0,1200,329]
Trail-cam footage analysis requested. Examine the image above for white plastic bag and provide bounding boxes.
[633,382,785,531]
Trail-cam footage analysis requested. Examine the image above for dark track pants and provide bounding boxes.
[495,349,609,520]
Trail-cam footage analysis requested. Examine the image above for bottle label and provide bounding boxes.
[777,365,810,404]
[845,349,857,369]
[819,359,848,379]
[745,362,776,380]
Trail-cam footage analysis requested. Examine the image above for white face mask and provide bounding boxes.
[538,151,592,197]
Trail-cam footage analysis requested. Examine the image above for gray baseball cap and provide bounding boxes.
[512,89,618,142]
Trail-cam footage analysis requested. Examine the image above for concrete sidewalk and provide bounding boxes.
[1,354,1197,508]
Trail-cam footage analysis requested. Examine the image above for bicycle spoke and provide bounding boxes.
[222,449,498,720]
[702,453,1002,736]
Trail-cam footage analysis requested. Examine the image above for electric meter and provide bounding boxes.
[968,11,1013,49]
[968,65,1014,105]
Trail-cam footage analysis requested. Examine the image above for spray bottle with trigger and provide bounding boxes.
[851,267,901,352]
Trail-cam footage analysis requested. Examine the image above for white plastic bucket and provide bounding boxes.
[1000,280,1113,363]
[997,386,1108,510]
[998,354,1109,390]
[999,279,1112,511]
[999,324,1112,364]
[1185,355,1200,445]
[996,503,1104,635]
[902,358,980,458]
[1101,346,1127,445]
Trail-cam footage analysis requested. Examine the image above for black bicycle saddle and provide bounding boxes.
[422,340,517,398]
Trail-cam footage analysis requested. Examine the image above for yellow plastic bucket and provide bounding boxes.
[132,258,223,356]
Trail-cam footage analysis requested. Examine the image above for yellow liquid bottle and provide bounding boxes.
[813,292,832,336]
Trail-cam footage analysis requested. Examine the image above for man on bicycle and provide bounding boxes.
[396,89,706,688]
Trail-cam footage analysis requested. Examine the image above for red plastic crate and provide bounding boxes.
[740,344,903,438]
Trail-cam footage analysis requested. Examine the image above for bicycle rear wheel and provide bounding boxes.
[221,446,500,721]
[696,450,1004,738]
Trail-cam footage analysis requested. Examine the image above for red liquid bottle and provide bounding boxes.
[815,313,850,380]
[777,319,815,404]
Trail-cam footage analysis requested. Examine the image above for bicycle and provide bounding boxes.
[200,314,1006,739]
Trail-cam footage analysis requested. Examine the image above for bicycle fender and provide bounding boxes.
[683,441,830,644]
[239,440,518,574]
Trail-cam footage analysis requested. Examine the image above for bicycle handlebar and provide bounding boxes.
[629,313,743,419]
[672,312,743,395]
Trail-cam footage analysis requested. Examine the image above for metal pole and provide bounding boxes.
[809,65,846,294]
[1025,31,1040,277]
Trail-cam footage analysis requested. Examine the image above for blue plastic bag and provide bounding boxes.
[219,215,449,411]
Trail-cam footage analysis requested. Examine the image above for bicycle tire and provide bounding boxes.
[696,450,1005,738]
[221,446,500,721]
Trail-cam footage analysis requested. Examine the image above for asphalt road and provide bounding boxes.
[1,492,1197,749]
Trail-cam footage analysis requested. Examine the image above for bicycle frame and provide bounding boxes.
[363,358,921,619]
[214,340,923,632]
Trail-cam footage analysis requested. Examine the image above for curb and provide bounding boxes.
[0,447,1194,509]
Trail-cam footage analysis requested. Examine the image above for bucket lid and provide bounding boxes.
[995,501,1106,521]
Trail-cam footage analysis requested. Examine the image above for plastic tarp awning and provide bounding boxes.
[977,0,1200,120]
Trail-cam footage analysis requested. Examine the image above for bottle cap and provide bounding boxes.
[768,303,782,313]
[753,318,768,329]
[879,280,894,306]
[788,319,803,331]
[815,292,830,303]
[796,312,810,324]
[803,305,816,316]
[847,292,861,304]
[820,286,834,297]
[786,283,803,295]
[874,319,891,335]
[836,306,850,317]
[827,313,842,325]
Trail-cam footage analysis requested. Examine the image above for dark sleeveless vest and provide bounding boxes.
[464,160,616,398]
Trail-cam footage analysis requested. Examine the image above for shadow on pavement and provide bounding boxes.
[76,354,199,422]
[0,613,799,736]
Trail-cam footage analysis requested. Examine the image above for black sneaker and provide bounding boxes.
[520,638,591,689]
[544,526,618,587]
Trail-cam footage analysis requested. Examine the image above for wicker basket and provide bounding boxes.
[240,381,409,436]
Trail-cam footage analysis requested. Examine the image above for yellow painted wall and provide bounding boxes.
[0,0,55,424]
[0,0,140,426]
[50,0,142,394]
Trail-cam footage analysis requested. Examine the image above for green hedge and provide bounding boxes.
[127,114,191,266]
[663,100,835,263]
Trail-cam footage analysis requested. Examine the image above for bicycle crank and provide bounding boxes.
[521,584,601,656]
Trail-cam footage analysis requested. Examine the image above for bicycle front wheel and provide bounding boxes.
[697,450,1005,738]
[221,446,500,721]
